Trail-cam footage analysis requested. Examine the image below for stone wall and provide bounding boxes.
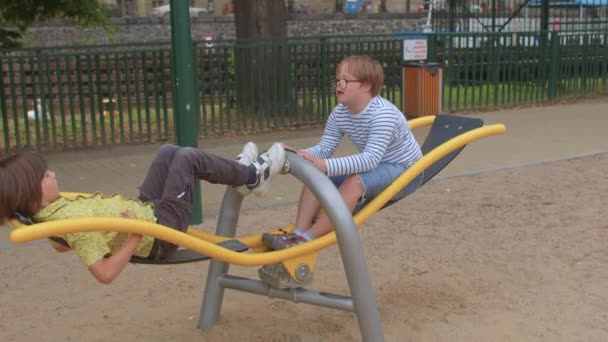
[22,13,422,47]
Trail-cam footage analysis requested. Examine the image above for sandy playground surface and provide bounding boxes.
[0,152,606,342]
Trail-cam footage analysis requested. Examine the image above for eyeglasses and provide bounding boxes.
[333,78,361,90]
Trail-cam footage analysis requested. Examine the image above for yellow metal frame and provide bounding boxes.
[9,116,506,268]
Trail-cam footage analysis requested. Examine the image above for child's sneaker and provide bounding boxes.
[234,142,259,196]
[262,232,307,250]
[250,143,285,197]
[235,141,258,166]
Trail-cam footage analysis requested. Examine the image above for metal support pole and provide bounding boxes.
[198,189,243,331]
[170,0,202,224]
[285,153,385,341]
[0,54,9,151]
[548,31,560,100]
[219,275,354,312]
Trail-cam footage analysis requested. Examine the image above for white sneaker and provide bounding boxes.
[251,143,285,197]
[234,142,258,196]
[235,141,258,166]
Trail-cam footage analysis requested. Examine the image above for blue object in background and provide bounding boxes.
[344,0,365,14]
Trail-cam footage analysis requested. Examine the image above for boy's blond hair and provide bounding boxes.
[336,55,384,96]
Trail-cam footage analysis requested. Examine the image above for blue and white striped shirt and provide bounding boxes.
[306,96,422,177]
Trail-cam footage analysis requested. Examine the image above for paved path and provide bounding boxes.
[2,98,607,247]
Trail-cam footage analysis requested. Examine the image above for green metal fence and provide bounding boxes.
[428,0,608,33]
[435,30,608,110]
[1,31,607,153]
[193,35,403,136]
[0,42,173,152]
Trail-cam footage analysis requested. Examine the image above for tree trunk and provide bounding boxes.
[234,0,289,125]
[235,0,287,39]
[380,0,388,12]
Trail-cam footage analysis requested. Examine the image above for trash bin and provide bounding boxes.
[403,62,442,119]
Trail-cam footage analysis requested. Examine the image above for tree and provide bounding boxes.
[233,0,289,118]
[0,0,107,48]
[379,0,388,12]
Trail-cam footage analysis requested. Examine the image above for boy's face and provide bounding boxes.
[40,170,60,208]
[335,63,372,109]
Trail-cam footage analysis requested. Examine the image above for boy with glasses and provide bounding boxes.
[263,55,423,250]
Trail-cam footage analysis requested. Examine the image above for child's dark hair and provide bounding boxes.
[0,152,47,223]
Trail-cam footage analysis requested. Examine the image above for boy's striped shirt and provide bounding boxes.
[306,96,422,177]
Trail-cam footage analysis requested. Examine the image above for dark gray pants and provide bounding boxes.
[138,144,250,258]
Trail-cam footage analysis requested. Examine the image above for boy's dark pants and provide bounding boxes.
[137,144,250,258]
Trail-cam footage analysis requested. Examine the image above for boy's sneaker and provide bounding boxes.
[234,142,259,196]
[250,143,285,197]
[262,232,307,250]
[235,141,258,166]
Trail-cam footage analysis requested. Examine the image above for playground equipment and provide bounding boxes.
[10,114,506,341]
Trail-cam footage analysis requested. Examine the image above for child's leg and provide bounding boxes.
[305,175,363,238]
[263,175,363,251]
[138,144,180,203]
[263,162,410,250]
[154,144,285,257]
[294,187,322,230]
[154,147,252,257]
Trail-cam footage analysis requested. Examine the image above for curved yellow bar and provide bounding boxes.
[9,121,506,266]
[408,115,436,130]
[354,123,506,226]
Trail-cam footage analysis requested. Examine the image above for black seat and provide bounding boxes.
[381,115,484,209]
[419,115,484,185]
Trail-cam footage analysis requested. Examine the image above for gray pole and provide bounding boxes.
[198,189,243,330]
[285,153,385,341]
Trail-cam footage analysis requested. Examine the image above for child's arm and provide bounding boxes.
[87,209,142,284]
[88,233,142,284]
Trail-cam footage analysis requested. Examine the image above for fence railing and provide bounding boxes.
[1,31,607,153]
[434,31,607,110]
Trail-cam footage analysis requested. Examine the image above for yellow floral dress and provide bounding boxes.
[34,193,157,267]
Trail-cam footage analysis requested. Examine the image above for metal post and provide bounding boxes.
[540,0,549,33]
[0,54,8,151]
[198,188,244,331]
[170,0,202,224]
[548,31,560,100]
[286,153,385,341]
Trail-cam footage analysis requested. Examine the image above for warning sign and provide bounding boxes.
[403,38,428,61]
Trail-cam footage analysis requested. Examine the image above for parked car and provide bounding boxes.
[152,5,208,17]
[469,4,483,14]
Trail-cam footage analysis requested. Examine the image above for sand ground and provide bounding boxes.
[1,151,606,342]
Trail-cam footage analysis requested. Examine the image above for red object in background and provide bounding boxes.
[223,1,234,15]
[551,18,561,31]
[202,33,216,55]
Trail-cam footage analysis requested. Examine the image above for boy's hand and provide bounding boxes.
[299,152,328,174]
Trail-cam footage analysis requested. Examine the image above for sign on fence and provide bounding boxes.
[402,36,428,61]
